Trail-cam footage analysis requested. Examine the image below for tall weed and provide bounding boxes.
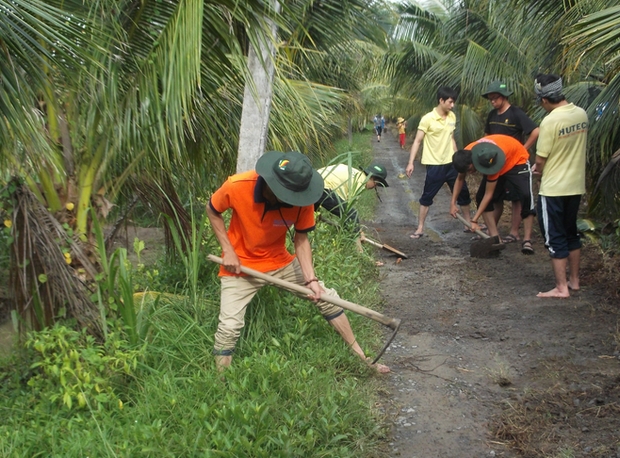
[92,209,145,345]
[162,208,207,305]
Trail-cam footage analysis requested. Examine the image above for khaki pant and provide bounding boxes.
[213,258,343,354]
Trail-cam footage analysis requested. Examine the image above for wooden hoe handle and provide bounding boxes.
[455,213,489,239]
[207,255,400,330]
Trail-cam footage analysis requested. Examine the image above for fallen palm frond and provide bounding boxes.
[9,180,102,337]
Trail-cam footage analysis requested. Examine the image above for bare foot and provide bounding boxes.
[365,357,390,373]
[372,363,391,373]
[375,261,385,267]
[536,287,570,298]
[567,281,580,291]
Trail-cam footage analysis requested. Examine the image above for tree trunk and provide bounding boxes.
[236,2,280,173]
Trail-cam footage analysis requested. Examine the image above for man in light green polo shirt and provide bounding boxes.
[534,74,588,298]
[405,87,472,238]
[315,162,389,230]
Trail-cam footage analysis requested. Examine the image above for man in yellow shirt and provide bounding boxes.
[405,87,472,238]
[533,74,588,298]
[315,163,389,230]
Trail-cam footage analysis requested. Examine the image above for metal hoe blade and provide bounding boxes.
[455,213,505,258]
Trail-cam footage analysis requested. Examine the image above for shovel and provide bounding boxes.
[360,234,408,259]
[208,254,401,364]
[455,213,505,258]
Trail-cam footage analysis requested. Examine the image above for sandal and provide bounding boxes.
[410,232,424,239]
[502,234,519,244]
[521,240,534,255]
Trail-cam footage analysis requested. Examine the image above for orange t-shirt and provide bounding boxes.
[209,170,316,276]
[465,134,529,181]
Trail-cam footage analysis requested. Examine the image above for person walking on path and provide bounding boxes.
[450,134,537,255]
[483,81,540,244]
[533,74,588,298]
[373,114,385,142]
[206,150,390,373]
[405,86,472,238]
[397,117,407,149]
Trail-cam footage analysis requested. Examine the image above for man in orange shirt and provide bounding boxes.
[450,134,536,254]
[207,151,389,373]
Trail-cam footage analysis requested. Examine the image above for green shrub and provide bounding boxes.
[24,325,142,411]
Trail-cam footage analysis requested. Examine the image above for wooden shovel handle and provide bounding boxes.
[455,213,489,239]
[360,235,383,249]
[207,254,400,330]
[360,235,408,259]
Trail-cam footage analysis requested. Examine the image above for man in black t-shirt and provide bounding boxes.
[482,81,539,243]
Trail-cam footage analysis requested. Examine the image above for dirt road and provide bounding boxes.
[367,130,620,457]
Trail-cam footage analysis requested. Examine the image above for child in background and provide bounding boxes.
[397,117,407,149]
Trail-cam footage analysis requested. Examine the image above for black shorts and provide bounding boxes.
[475,163,535,219]
[315,189,359,230]
[537,195,582,258]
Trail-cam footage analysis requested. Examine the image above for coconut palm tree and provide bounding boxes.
[2,0,275,333]
[1,0,115,334]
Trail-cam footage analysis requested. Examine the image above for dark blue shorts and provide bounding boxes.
[419,163,471,207]
[537,195,582,259]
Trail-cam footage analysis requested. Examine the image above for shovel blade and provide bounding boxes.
[470,235,505,258]
[382,243,408,259]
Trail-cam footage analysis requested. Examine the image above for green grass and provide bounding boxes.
[331,131,375,166]
[0,131,390,457]
[0,247,386,456]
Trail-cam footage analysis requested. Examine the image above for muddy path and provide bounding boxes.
[366,129,620,457]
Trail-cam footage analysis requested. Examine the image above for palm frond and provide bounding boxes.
[10,181,102,336]
[563,4,620,79]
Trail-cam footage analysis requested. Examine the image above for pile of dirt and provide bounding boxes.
[366,129,620,457]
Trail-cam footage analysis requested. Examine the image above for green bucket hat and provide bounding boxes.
[471,142,506,175]
[363,163,389,187]
[482,81,513,99]
[256,151,324,206]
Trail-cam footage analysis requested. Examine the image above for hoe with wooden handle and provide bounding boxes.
[455,213,505,258]
[360,234,408,259]
[208,254,401,364]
